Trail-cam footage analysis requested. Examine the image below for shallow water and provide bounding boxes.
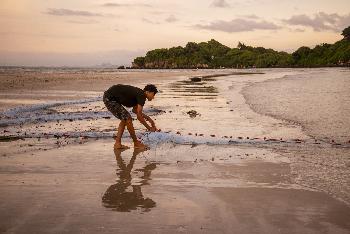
[0,68,349,233]
[243,68,350,144]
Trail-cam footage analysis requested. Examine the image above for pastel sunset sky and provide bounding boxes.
[1,0,349,66]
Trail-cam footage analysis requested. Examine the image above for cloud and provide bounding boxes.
[46,8,104,17]
[239,14,260,19]
[193,18,280,33]
[210,0,230,8]
[283,12,350,32]
[102,2,151,8]
[289,28,305,33]
[142,18,160,25]
[165,15,178,23]
[67,19,99,24]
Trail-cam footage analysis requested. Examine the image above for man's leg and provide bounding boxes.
[125,117,148,149]
[114,120,130,149]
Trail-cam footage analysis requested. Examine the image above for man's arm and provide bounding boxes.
[133,105,156,131]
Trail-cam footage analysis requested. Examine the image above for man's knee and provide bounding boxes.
[125,117,133,125]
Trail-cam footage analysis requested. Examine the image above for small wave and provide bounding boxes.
[1,97,102,118]
[3,130,348,149]
[0,110,109,127]
[0,97,164,127]
[140,132,347,148]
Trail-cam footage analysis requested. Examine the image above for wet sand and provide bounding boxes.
[0,68,349,233]
[1,140,350,234]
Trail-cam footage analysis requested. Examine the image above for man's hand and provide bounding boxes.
[149,126,157,132]
[134,104,160,131]
[148,125,162,132]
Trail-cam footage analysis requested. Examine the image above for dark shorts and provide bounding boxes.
[103,95,131,120]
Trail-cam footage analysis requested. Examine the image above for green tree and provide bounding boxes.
[133,56,145,68]
[342,26,350,40]
[132,27,350,68]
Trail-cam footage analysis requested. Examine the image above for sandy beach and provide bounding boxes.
[0,67,349,233]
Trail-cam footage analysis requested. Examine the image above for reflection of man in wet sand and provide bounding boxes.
[102,147,157,212]
[103,84,159,149]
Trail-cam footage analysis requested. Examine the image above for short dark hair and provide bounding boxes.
[144,84,158,94]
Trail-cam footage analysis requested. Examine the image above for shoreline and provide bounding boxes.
[241,68,350,144]
[241,73,313,140]
[0,68,349,233]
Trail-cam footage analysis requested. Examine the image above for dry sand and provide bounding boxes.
[0,68,205,111]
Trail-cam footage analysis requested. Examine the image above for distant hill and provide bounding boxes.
[132,26,350,69]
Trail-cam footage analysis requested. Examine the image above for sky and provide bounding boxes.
[0,0,349,66]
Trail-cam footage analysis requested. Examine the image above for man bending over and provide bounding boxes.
[103,84,159,149]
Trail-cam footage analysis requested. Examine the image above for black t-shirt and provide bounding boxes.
[104,84,146,107]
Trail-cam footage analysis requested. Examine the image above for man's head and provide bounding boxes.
[144,84,158,101]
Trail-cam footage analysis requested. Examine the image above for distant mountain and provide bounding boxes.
[132,26,350,69]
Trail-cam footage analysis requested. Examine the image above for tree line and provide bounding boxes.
[132,26,350,69]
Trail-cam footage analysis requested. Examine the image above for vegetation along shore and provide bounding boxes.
[132,26,350,69]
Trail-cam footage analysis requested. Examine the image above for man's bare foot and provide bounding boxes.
[133,147,148,155]
[114,142,130,149]
[134,141,149,149]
